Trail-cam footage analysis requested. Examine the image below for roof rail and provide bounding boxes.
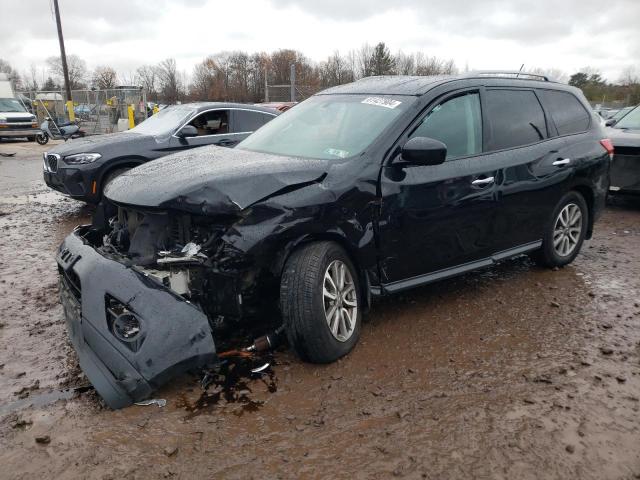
[464,70,552,82]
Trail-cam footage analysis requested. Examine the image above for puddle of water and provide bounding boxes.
[0,386,92,416]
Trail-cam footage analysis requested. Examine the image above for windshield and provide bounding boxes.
[615,106,640,130]
[131,105,195,136]
[611,106,633,121]
[0,98,27,113]
[238,94,415,160]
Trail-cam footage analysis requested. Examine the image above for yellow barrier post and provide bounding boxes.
[153,104,159,115]
[67,100,75,122]
[128,104,135,129]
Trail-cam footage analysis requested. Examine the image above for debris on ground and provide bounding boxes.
[134,399,167,408]
[35,435,50,445]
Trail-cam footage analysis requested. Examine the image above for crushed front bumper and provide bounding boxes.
[56,227,217,409]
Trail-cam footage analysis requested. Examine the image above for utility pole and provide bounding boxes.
[264,66,269,103]
[53,0,75,120]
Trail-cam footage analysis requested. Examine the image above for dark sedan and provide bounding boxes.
[42,102,279,203]
[607,105,640,194]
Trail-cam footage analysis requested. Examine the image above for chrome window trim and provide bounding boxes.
[171,107,277,139]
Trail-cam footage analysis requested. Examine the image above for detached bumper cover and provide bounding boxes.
[57,227,216,409]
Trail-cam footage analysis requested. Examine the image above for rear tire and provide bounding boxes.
[280,242,362,363]
[532,191,588,268]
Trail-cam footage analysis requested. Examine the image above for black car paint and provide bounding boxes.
[606,126,640,194]
[43,103,279,203]
[56,76,609,408]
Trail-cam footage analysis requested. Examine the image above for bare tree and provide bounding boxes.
[619,66,639,86]
[530,67,568,83]
[46,54,87,89]
[25,64,39,91]
[136,65,158,102]
[190,56,218,100]
[415,53,457,76]
[395,51,415,75]
[156,58,184,104]
[319,51,354,87]
[0,58,23,90]
[91,66,118,89]
[356,44,374,78]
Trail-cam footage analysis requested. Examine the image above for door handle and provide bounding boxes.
[471,176,495,186]
[552,158,571,166]
[217,139,235,146]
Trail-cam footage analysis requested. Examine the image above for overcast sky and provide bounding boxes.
[1,0,638,83]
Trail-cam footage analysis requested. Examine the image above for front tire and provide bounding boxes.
[533,191,588,268]
[280,242,362,363]
[35,133,49,145]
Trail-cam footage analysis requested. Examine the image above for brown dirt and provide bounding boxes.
[1,141,639,479]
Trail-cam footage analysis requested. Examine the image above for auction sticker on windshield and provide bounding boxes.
[361,97,402,109]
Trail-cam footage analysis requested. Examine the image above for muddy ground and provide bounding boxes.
[0,139,639,479]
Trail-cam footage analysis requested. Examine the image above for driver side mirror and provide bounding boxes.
[605,118,617,127]
[399,137,447,166]
[177,125,198,138]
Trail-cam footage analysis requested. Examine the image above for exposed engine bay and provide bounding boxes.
[94,206,276,328]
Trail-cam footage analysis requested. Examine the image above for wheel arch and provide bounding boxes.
[571,183,595,239]
[97,157,147,198]
[274,232,373,312]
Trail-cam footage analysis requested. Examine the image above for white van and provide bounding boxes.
[0,73,41,141]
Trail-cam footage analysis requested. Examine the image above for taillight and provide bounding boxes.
[600,139,614,159]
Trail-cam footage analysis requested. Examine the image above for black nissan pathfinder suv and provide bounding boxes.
[56,72,611,408]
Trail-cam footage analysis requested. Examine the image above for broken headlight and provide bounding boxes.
[105,295,145,352]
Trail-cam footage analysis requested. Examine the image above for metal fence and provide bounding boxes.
[264,84,318,102]
[19,87,148,135]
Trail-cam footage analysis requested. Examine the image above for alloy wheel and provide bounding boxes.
[322,260,358,342]
[553,203,583,257]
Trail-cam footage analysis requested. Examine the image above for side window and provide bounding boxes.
[410,92,482,160]
[234,110,275,132]
[485,89,547,150]
[537,90,590,136]
[188,110,229,136]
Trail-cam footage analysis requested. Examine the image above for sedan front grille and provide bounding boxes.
[46,153,60,173]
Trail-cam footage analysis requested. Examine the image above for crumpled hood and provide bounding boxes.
[105,145,330,214]
[49,131,153,156]
[606,126,640,148]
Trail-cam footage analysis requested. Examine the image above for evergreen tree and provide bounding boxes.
[42,76,58,90]
[369,42,395,76]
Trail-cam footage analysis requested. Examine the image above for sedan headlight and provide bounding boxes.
[63,153,102,165]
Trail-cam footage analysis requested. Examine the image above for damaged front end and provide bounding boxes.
[57,205,276,409]
[55,145,372,408]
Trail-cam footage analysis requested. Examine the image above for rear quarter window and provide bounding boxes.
[537,90,591,136]
[485,89,548,150]
[234,110,275,132]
